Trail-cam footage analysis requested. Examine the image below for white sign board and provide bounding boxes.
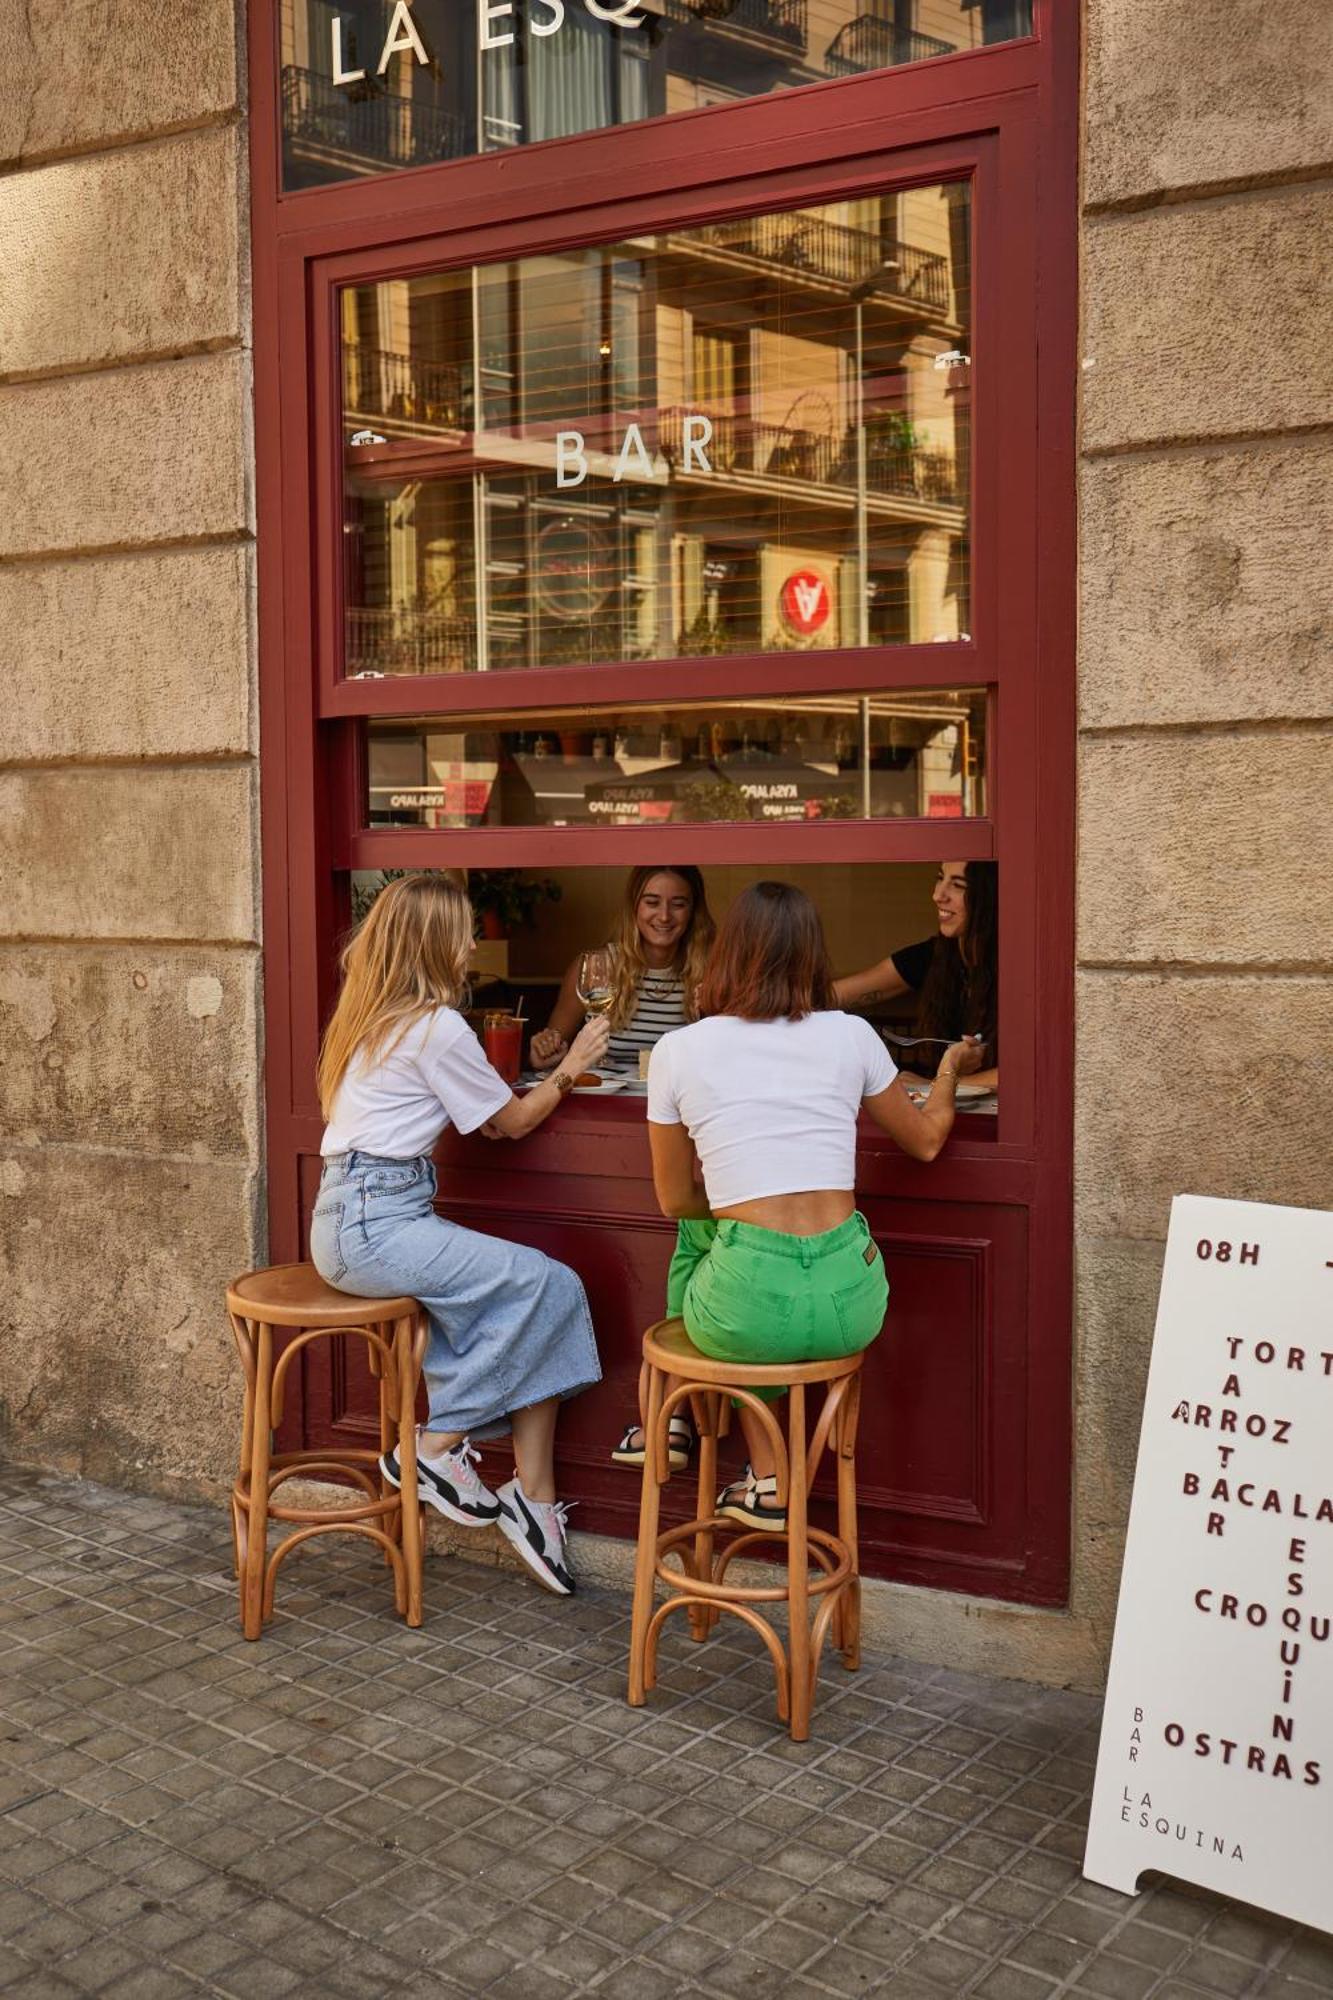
[1084,1195,1333,1931]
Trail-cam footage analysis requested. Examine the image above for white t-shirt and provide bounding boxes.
[321,1008,512,1159]
[647,1011,896,1210]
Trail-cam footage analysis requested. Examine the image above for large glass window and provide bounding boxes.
[282,2,1032,190]
[340,182,972,679]
[366,688,986,826]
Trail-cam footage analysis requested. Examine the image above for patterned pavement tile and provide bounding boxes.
[0,1464,1325,2000]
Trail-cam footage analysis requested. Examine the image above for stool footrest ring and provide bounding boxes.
[655,1519,852,1604]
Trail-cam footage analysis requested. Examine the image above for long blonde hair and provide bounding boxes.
[318,874,474,1117]
[606,866,715,1032]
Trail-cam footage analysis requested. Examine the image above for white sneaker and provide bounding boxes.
[380,1433,500,1527]
[495,1478,576,1596]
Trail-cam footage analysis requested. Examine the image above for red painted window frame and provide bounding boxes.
[248,2,1077,1604]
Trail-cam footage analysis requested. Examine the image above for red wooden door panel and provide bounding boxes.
[290,1125,1054,1604]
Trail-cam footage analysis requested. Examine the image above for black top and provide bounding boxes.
[890,937,936,995]
[889,935,993,1061]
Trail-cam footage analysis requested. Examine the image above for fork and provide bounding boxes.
[880,1030,990,1049]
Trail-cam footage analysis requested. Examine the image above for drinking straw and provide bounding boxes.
[515,995,526,1019]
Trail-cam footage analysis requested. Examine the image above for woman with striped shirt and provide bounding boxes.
[529,867,715,1076]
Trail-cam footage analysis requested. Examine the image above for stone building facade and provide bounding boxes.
[1,2,1329,1691]
[1,11,260,1489]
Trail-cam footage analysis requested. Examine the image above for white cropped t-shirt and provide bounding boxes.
[321,1008,512,1159]
[647,1011,896,1209]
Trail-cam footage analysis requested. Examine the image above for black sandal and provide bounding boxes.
[717,1464,787,1531]
[611,1414,693,1470]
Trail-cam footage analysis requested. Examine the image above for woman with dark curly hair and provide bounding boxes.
[834,861,998,1089]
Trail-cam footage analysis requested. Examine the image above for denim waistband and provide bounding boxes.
[714,1211,868,1260]
[322,1150,432,1172]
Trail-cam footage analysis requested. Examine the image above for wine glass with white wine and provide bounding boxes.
[577,948,614,1028]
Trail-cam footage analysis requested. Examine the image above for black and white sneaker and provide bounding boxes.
[380,1433,501,1527]
[495,1478,576,1596]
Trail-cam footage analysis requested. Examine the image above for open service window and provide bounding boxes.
[251,0,1074,1603]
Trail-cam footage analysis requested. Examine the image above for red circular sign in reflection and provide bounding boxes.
[780,568,831,636]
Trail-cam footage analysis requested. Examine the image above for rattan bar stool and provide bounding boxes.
[627,1317,864,1743]
[226,1263,428,1640]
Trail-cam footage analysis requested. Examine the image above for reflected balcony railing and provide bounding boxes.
[347,607,475,677]
[824,19,955,75]
[283,65,466,171]
[661,409,960,503]
[665,0,807,54]
[676,214,950,312]
[343,346,466,430]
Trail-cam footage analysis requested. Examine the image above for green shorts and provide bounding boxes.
[666,1212,888,1384]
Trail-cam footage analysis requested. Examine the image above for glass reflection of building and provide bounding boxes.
[281,3,1031,187]
[342,182,972,681]
[365,686,986,831]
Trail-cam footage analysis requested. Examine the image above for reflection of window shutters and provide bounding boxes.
[960,0,1032,44]
[692,332,735,411]
[675,535,705,637]
[529,10,615,143]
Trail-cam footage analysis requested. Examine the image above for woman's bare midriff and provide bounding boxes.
[713,1190,854,1236]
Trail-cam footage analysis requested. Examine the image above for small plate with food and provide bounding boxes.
[904,1077,996,1103]
[570,1069,630,1094]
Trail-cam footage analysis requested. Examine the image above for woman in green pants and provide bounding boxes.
[639,880,979,1529]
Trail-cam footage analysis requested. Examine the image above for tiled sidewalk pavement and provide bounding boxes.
[0,1465,1330,2000]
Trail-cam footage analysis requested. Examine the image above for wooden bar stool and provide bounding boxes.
[226,1264,428,1640]
[626,1317,864,1743]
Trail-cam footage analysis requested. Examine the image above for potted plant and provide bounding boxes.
[351,868,408,926]
[468,869,562,940]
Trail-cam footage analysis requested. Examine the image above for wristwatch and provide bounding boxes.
[552,1070,575,1095]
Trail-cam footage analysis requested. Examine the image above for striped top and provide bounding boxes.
[605,967,690,1072]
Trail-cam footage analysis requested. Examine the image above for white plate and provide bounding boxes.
[571,1072,630,1095]
[905,1078,996,1102]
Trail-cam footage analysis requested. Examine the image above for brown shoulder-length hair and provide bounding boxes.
[696,881,835,1022]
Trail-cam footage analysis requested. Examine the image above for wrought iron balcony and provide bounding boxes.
[282,65,465,173]
[677,213,950,313]
[825,19,956,75]
[346,608,475,677]
[664,0,807,55]
[343,346,465,430]
[661,408,960,503]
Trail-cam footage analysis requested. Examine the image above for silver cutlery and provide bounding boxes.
[880,1030,990,1049]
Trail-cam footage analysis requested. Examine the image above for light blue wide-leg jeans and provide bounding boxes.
[309,1152,600,1439]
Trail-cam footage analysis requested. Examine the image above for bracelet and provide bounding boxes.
[551,1070,575,1096]
[933,1068,959,1088]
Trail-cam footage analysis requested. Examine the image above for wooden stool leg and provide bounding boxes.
[397,1312,425,1628]
[372,1320,401,1582]
[627,1363,666,1705]
[375,1330,407,1616]
[690,1388,720,1642]
[836,1371,862,1671]
[786,1383,812,1742]
[241,1320,273,1640]
[228,1313,257,1580]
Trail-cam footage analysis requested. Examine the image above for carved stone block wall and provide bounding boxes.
[0,2,260,1497]
[1072,0,1333,1679]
